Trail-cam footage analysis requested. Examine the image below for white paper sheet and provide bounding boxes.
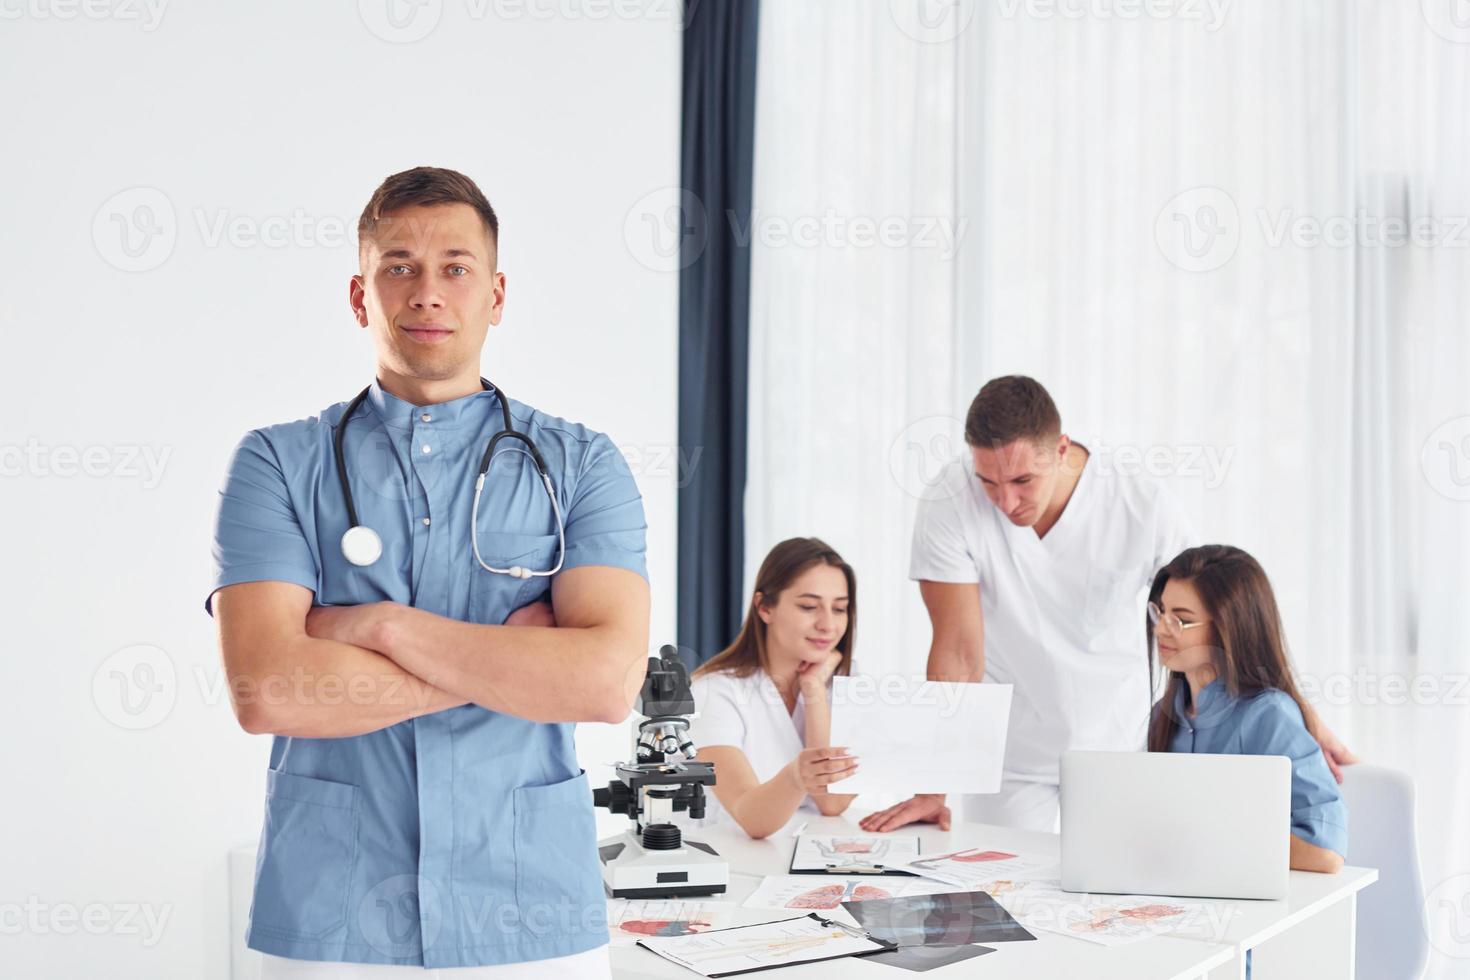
[606,899,737,945]
[988,880,1226,947]
[741,874,960,912]
[895,847,1058,889]
[790,834,922,873]
[636,914,888,976]
[827,677,1012,794]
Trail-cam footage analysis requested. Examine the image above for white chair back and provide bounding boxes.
[1340,764,1428,980]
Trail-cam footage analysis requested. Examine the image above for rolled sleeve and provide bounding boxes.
[560,433,648,580]
[205,430,319,616]
[1242,691,1348,855]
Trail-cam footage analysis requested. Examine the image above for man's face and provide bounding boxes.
[350,203,505,382]
[971,436,1068,527]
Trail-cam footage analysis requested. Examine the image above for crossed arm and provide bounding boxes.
[212,565,651,737]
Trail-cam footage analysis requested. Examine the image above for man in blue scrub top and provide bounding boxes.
[206,167,650,977]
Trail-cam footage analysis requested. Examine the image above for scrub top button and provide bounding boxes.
[421,413,431,422]
[422,517,431,526]
[421,444,431,454]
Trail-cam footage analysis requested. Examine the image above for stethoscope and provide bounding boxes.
[333,378,566,580]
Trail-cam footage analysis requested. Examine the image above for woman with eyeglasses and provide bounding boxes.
[1147,545,1347,874]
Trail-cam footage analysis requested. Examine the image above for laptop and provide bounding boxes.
[1060,750,1291,900]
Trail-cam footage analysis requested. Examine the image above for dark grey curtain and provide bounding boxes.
[677,0,760,667]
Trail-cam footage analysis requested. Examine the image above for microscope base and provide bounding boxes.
[597,831,729,899]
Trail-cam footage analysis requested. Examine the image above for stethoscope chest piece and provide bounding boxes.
[334,378,565,580]
[341,523,383,567]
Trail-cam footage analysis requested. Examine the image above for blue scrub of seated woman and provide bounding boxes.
[1147,546,1348,980]
[1162,681,1346,857]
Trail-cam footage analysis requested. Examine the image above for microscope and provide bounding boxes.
[591,645,729,898]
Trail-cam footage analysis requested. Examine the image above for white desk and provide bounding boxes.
[612,814,1377,980]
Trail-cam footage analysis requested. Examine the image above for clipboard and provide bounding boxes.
[635,911,899,977]
[787,834,922,877]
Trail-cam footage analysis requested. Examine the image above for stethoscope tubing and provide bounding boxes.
[333,378,566,577]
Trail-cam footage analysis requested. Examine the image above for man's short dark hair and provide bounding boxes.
[357,166,499,265]
[964,375,1062,447]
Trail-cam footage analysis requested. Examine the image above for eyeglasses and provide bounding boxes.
[1147,601,1209,635]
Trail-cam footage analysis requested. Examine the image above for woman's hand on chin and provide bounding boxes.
[796,650,843,694]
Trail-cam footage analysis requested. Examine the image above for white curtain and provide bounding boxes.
[1349,4,1470,974]
[748,3,1470,973]
[957,0,1357,676]
[744,2,964,684]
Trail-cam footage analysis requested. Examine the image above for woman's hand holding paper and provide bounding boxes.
[789,746,859,794]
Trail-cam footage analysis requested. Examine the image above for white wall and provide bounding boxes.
[0,4,682,978]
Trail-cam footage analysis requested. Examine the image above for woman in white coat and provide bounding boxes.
[690,537,861,839]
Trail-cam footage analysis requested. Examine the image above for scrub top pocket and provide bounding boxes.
[511,770,605,934]
[249,770,358,941]
[468,531,562,620]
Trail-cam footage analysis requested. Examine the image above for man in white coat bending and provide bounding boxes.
[861,376,1354,833]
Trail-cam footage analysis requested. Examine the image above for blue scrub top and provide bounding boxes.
[207,379,647,968]
[1160,679,1347,856]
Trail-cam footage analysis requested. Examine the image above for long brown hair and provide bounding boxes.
[694,537,857,680]
[1146,545,1310,751]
